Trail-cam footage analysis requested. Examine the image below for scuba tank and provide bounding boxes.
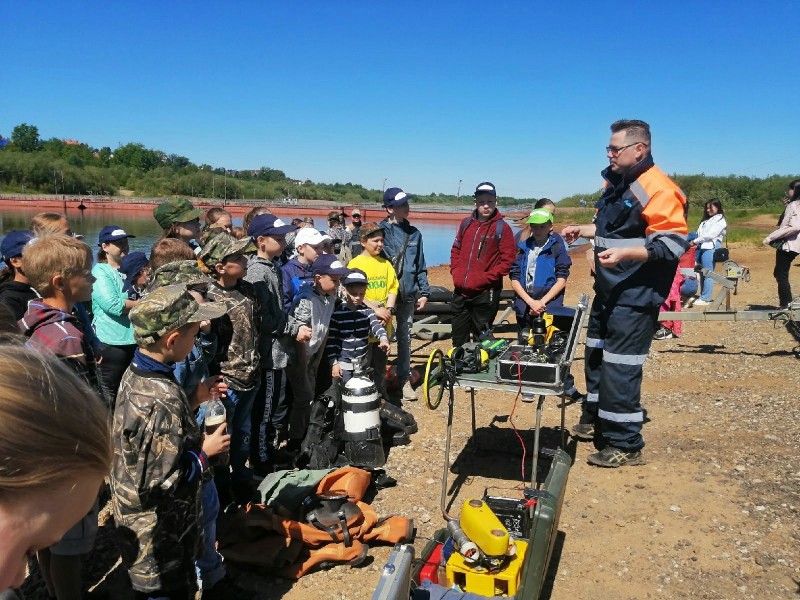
[340,369,385,468]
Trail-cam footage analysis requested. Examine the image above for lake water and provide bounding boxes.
[0,206,520,268]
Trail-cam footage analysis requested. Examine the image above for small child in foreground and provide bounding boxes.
[284,253,349,445]
[110,284,229,599]
[327,268,390,383]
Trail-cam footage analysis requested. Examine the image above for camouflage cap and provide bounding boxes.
[130,284,227,346]
[198,232,256,269]
[198,223,229,248]
[153,198,203,229]
[145,260,211,293]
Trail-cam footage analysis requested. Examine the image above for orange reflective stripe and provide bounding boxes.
[637,167,688,236]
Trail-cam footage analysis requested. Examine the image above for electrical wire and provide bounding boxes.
[508,351,527,482]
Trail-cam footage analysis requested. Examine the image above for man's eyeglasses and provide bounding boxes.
[605,143,640,156]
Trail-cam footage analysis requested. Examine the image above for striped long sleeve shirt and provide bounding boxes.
[326,298,388,370]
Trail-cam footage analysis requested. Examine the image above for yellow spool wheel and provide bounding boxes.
[423,348,446,410]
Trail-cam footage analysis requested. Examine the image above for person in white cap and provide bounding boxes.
[280,227,330,311]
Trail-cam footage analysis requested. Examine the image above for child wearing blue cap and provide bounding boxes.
[119,252,150,300]
[0,230,37,319]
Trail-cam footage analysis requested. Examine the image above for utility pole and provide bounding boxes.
[457,179,462,202]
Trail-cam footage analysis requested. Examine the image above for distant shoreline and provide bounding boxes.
[0,194,529,222]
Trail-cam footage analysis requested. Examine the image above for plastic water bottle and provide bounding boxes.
[204,397,229,466]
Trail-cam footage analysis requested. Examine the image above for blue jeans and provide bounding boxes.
[394,298,416,383]
[696,244,718,301]
[194,481,225,589]
[219,386,257,484]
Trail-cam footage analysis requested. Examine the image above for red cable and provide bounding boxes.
[508,351,527,481]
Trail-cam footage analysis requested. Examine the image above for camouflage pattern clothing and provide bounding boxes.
[198,233,256,272]
[145,260,211,293]
[198,223,229,248]
[206,280,261,390]
[110,364,204,593]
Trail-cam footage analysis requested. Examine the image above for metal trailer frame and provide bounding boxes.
[659,262,800,327]
[428,293,588,494]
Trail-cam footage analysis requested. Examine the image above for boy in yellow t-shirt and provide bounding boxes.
[348,222,398,400]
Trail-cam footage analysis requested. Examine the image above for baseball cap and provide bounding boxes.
[294,227,330,247]
[474,182,497,197]
[130,284,227,346]
[358,222,384,238]
[198,223,229,248]
[383,187,412,208]
[247,214,297,238]
[199,232,256,269]
[1,230,34,261]
[342,268,368,287]
[312,254,350,277]
[119,252,149,289]
[98,226,136,245]
[153,198,203,229]
[526,209,554,225]
[146,260,211,292]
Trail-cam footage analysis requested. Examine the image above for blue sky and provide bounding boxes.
[3,1,798,200]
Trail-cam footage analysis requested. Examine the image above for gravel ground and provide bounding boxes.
[19,244,800,599]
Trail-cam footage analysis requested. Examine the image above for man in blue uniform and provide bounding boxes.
[562,120,688,467]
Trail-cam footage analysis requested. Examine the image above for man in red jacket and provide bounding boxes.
[450,182,516,347]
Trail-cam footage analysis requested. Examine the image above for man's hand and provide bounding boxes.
[416,297,428,311]
[379,338,390,354]
[202,422,231,457]
[597,247,628,268]
[332,363,342,378]
[296,325,312,342]
[561,225,584,244]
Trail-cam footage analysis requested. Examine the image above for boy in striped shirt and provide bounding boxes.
[327,268,390,388]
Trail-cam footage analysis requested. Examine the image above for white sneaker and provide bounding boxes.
[693,299,711,306]
[401,381,418,401]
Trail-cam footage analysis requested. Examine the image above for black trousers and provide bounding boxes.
[774,249,799,307]
[97,342,136,411]
[450,288,501,347]
[250,367,275,470]
[583,298,659,451]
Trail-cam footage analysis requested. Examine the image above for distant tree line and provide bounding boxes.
[3,122,794,209]
[560,172,799,210]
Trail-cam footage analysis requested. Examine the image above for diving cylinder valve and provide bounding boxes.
[340,371,385,468]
